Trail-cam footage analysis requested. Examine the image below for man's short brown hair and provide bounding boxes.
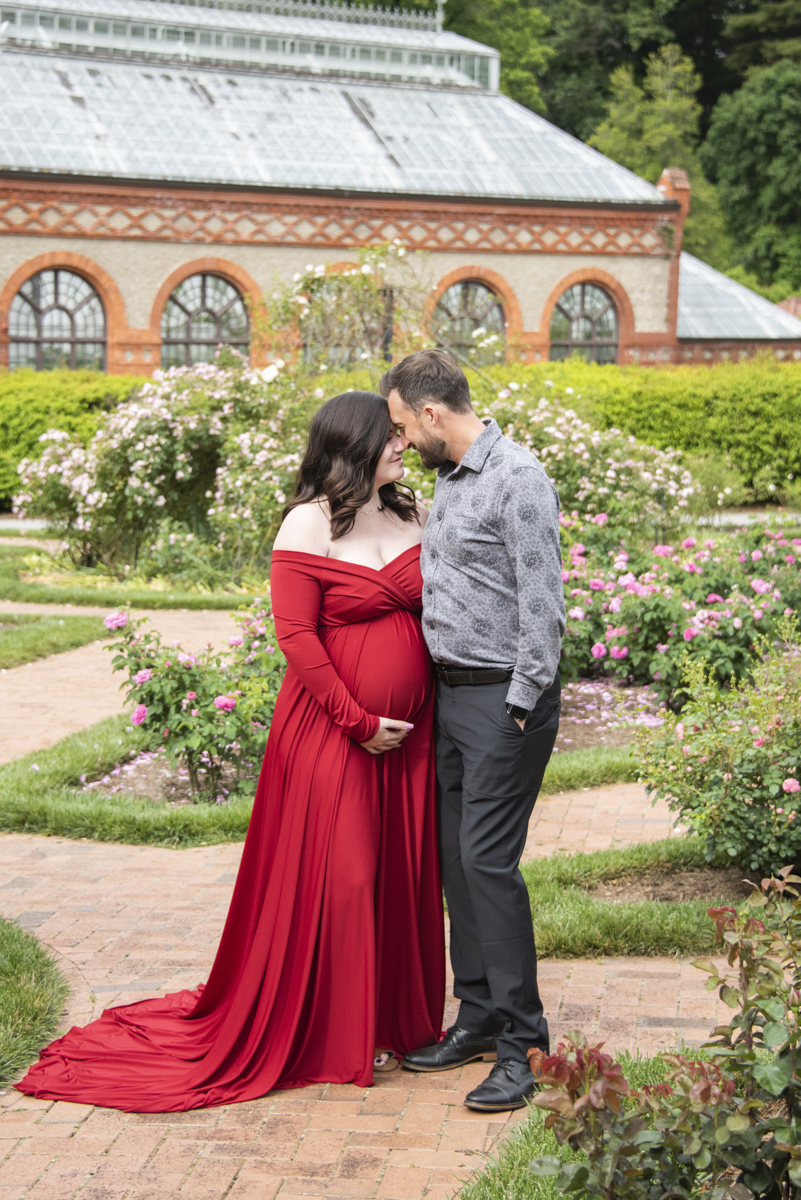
[379,348,473,414]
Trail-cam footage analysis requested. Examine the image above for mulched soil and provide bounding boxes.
[587,867,755,905]
[80,749,250,805]
[554,679,663,754]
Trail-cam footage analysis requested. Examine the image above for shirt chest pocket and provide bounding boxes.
[440,492,501,564]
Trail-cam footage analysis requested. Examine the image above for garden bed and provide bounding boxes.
[586,865,752,904]
[555,679,661,752]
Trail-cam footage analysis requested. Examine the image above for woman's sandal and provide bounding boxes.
[374,1049,401,1073]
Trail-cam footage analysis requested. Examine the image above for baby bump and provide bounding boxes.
[322,611,433,724]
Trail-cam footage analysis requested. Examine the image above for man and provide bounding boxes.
[380,348,565,1113]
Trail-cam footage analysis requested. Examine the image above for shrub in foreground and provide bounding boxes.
[528,874,801,1199]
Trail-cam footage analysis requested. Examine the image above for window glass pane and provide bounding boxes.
[10,344,37,369]
[41,343,73,369]
[161,273,249,367]
[59,16,72,30]
[432,281,506,364]
[549,281,618,364]
[94,20,108,33]
[39,14,54,28]
[113,22,126,35]
[42,308,73,338]
[9,269,106,372]
[8,294,37,338]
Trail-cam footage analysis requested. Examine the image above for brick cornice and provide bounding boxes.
[0,178,676,257]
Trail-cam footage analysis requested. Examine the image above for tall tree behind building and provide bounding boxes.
[724,0,801,72]
[589,44,731,267]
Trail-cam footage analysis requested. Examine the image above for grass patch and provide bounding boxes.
[0,919,69,1085]
[0,613,108,669]
[525,839,729,958]
[540,745,636,794]
[461,1054,671,1200]
[0,716,254,847]
[0,546,245,610]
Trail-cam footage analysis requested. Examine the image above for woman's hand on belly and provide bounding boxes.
[359,717,415,756]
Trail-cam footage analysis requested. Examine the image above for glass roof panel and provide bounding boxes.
[677,253,801,341]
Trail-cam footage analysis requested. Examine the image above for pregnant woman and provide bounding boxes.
[18,391,445,1112]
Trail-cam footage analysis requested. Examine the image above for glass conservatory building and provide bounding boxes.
[1,0,799,373]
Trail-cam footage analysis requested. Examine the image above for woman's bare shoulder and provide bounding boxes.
[416,504,430,528]
[273,501,332,554]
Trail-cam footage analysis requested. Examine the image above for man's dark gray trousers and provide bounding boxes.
[435,675,561,1063]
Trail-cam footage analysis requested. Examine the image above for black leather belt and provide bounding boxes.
[435,664,513,686]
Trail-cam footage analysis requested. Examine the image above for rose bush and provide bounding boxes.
[105,602,286,800]
[634,617,801,871]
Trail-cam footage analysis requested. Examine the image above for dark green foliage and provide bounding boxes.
[0,920,69,1085]
[725,0,801,74]
[446,0,552,112]
[588,44,730,267]
[0,369,141,506]
[702,60,801,289]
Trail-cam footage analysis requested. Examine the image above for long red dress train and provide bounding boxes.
[17,544,445,1112]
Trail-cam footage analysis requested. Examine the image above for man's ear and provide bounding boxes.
[423,402,441,426]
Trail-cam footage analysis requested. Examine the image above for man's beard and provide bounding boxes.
[413,430,451,470]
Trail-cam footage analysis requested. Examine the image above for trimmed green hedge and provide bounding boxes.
[0,369,142,503]
[477,358,801,489]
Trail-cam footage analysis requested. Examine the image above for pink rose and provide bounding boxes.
[654,545,673,558]
[656,643,668,654]
[228,636,244,646]
[573,543,585,555]
[186,691,197,700]
[214,695,237,712]
[751,549,763,561]
[750,578,771,594]
[568,607,585,620]
[682,537,697,550]
[676,722,684,741]
[131,704,148,726]
[683,628,698,641]
[706,593,724,604]
[590,642,607,659]
[133,668,153,685]
[561,570,570,583]
[754,609,764,620]
[589,579,604,591]
[610,645,628,659]
[704,539,715,549]
[191,708,199,717]
[753,737,765,747]
[786,555,796,564]
[783,778,801,793]
[104,611,128,631]
[593,513,609,525]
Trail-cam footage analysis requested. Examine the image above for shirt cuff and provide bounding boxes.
[506,678,543,712]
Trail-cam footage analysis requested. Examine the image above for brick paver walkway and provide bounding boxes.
[0,801,724,1200]
[0,602,239,764]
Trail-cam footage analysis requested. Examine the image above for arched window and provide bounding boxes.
[431,280,506,363]
[549,283,618,363]
[8,269,106,370]
[161,273,249,367]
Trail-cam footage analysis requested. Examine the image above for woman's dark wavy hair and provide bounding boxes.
[283,391,418,540]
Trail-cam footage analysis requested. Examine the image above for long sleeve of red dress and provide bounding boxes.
[271,556,381,744]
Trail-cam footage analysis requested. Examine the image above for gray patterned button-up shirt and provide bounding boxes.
[420,419,565,711]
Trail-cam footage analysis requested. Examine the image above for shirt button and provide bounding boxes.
[426,586,433,595]
[437,511,443,520]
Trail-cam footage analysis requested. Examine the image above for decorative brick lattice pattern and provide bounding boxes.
[0,188,671,255]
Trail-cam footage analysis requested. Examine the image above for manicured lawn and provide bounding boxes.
[0,919,69,1085]
[0,544,244,610]
[0,613,108,669]
[523,839,731,958]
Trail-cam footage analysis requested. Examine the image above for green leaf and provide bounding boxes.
[725,1113,751,1133]
[762,1021,789,1049]
[527,1156,562,1177]
[721,984,741,1008]
[752,1056,792,1096]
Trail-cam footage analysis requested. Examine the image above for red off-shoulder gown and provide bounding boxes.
[17,545,445,1112]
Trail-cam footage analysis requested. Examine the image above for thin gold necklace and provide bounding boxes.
[359,499,384,515]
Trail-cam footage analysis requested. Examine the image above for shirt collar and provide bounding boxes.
[440,418,501,478]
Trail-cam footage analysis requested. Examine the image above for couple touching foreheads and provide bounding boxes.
[19,349,566,1115]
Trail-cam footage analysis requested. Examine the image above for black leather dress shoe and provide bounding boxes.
[464,1058,538,1111]
[401,1028,497,1073]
